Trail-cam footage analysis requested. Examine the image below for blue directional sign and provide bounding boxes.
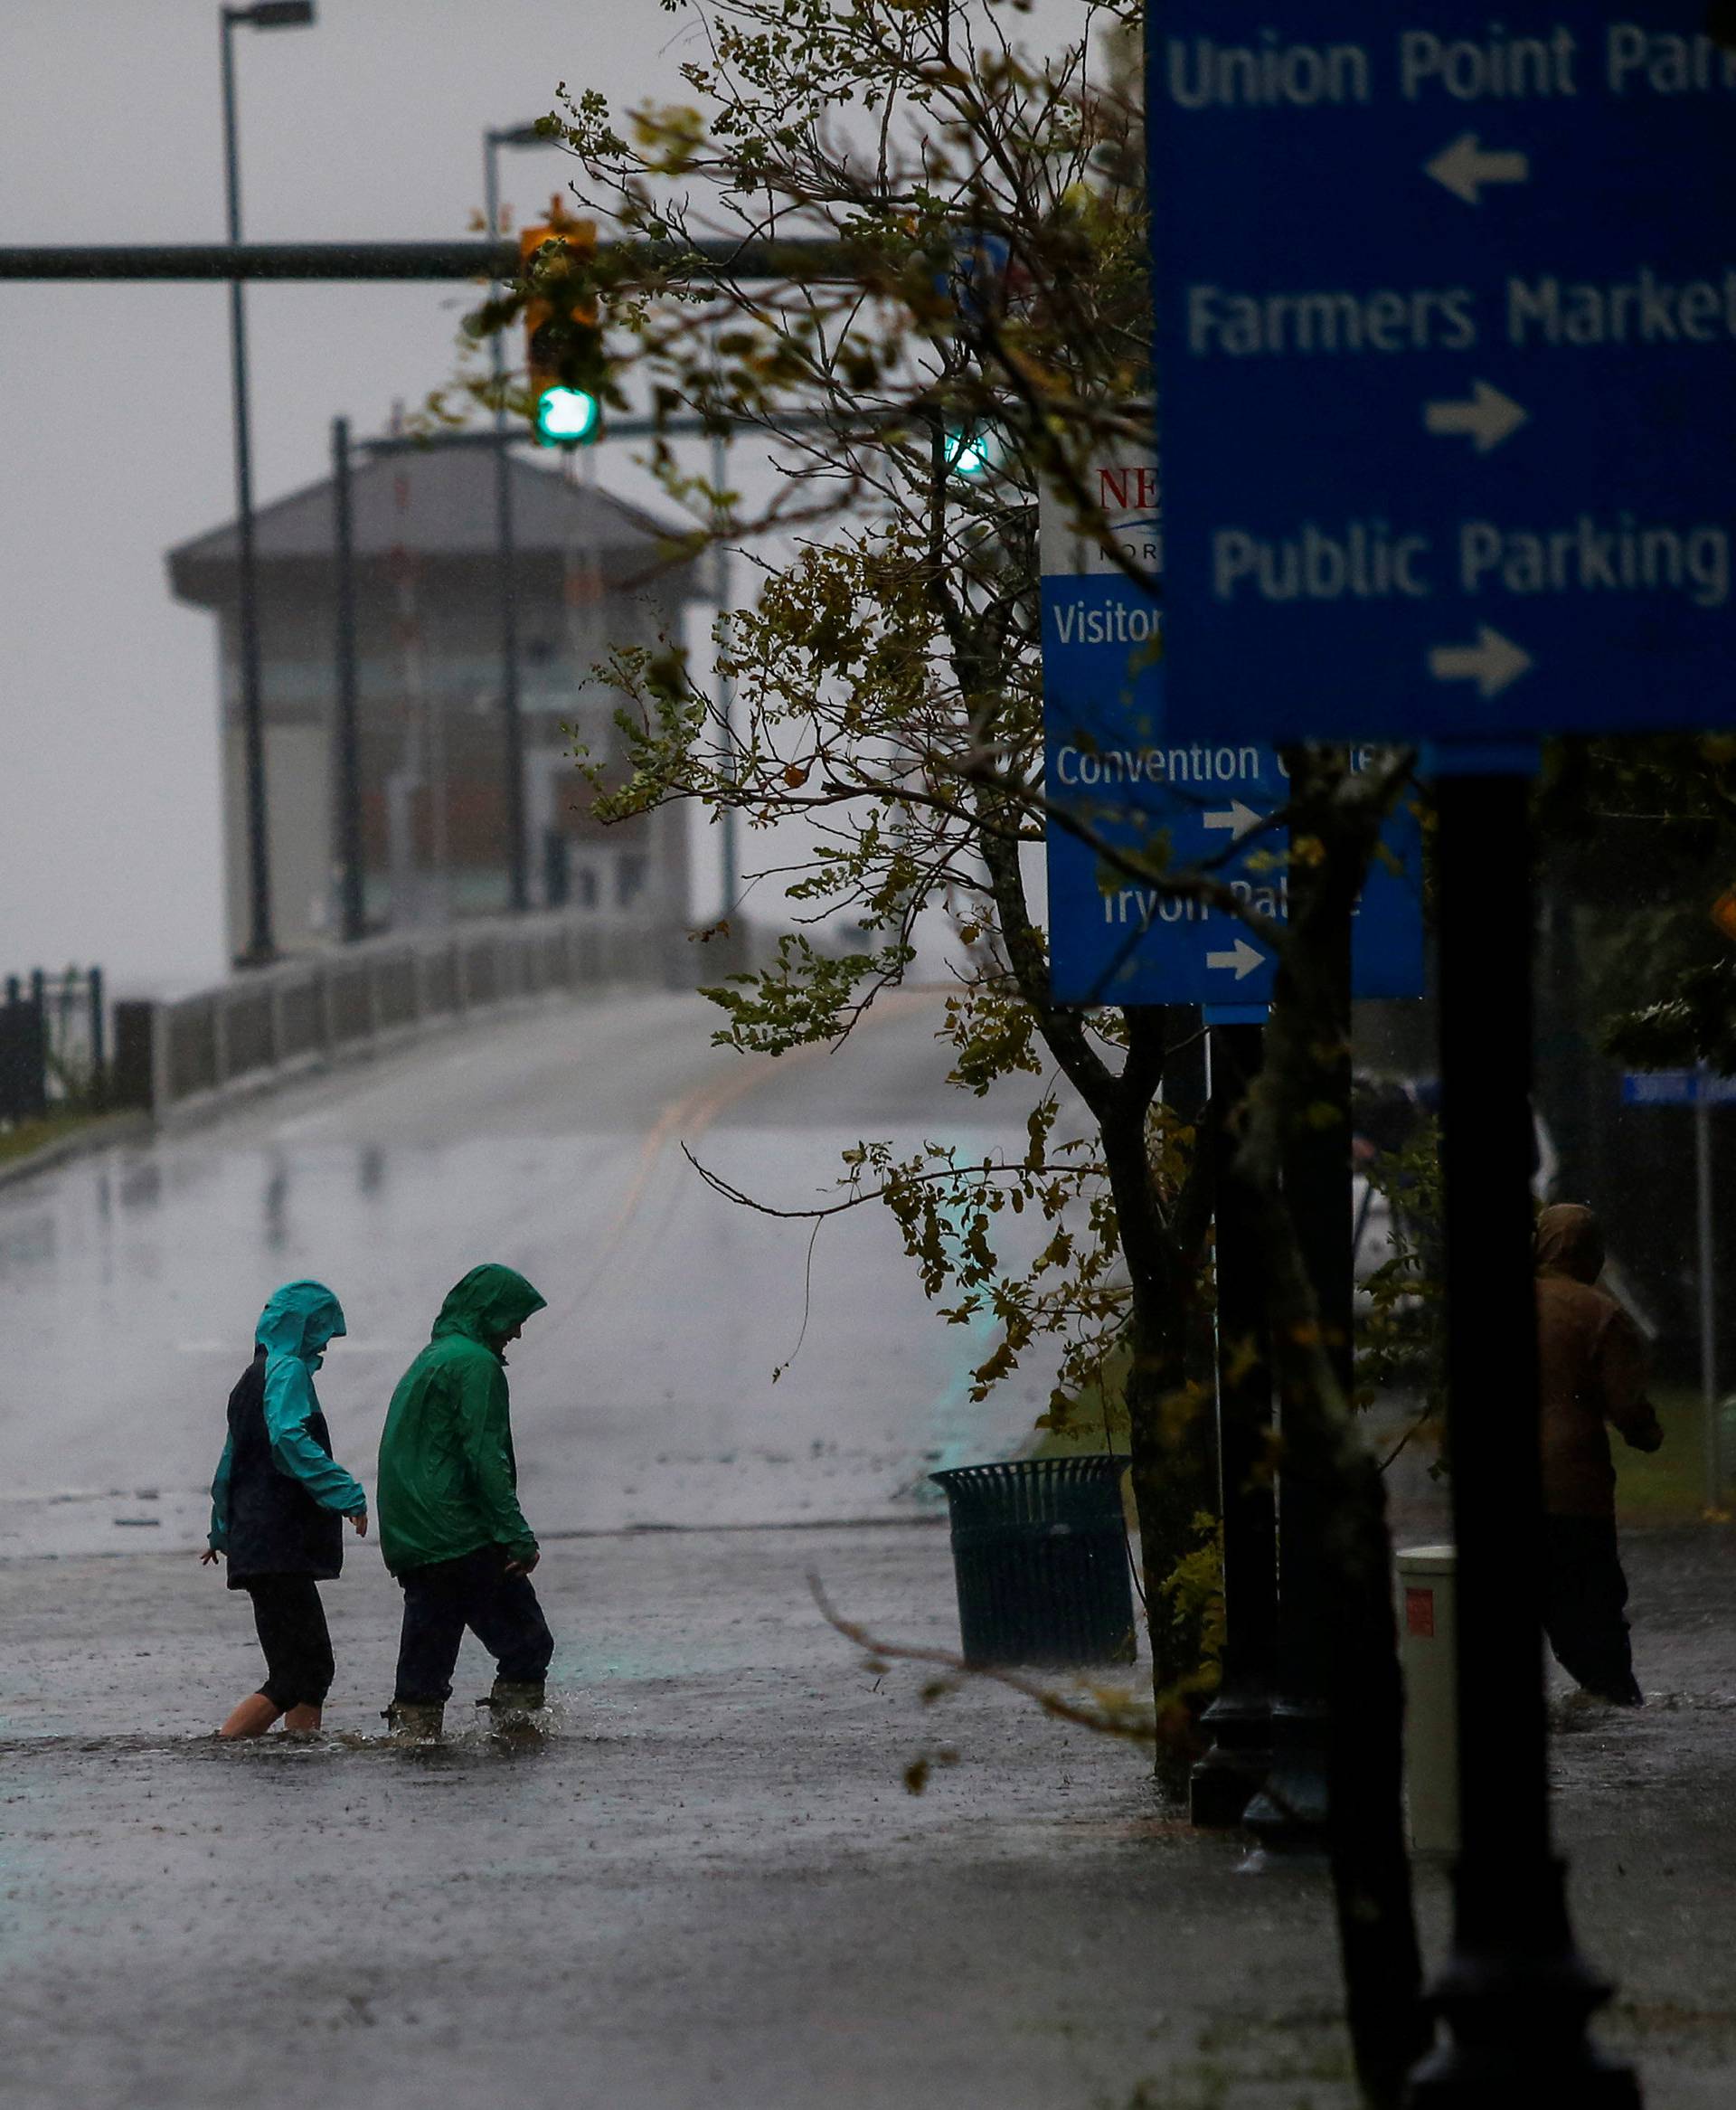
[1041,463,1424,1006]
[1621,1070,1736,1109]
[1149,5,1736,743]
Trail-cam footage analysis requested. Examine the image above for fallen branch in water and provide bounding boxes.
[807,1570,1165,1751]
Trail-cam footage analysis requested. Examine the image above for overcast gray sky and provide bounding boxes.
[0,0,715,988]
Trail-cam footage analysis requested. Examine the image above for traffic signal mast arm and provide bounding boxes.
[0,232,863,446]
[0,238,856,281]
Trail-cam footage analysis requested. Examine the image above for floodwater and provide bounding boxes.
[4,994,1736,2109]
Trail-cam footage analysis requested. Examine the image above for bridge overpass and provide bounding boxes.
[0,987,1055,1558]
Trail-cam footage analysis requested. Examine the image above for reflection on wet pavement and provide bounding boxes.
[0,993,1065,1556]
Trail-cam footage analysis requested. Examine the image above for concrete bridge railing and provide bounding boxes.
[112,910,695,1119]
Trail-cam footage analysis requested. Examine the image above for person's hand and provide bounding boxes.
[349,1509,369,1537]
[200,1547,222,1567]
[504,1551,539,1577]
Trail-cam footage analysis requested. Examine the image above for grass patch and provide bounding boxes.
[1022,1353,1136,1525]
[0,1109,103,1169]
[1617,1383,1733,1527]
[1025,1345,1132,1463]
[1025,1353,1726,1530]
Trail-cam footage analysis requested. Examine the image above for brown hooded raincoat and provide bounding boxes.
[1534,1203,1663,1517]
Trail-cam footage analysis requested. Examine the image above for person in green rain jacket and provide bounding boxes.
[377,1263,551,1737]
[202,1280,369,1738]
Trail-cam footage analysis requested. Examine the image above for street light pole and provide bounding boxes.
[331,414,365,943]
[1408,767,1636,2104]
[484,123,554,914]
[220,0,316,967]
[711,331,740,925]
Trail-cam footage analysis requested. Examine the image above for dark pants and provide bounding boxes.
[243,1575,335,1710]
[392,1546,554,1705]
[1543,1515,1642,1705]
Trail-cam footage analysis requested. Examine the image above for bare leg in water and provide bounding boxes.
[218,1695,323,1737]
[218,1692,282,1739]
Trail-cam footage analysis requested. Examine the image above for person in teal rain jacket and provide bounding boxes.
[377,1263,550,1737]
[203,1281,369,1738]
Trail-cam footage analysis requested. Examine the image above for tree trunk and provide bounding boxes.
[1098,1033,1218,1794]
[976,828,1219,1792]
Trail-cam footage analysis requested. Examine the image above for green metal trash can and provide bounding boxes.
[930,1455,1137,1668]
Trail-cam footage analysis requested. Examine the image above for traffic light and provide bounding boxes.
[520,216,603,448]
[943,420,1003,480]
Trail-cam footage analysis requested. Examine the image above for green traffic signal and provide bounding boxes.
[944,421,1001,480]
[533,384,601,448]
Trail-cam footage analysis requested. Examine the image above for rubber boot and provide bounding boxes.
[478,1679,546,1726]
[383,1700,445,1743]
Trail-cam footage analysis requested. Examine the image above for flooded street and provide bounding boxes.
[0,990,1058,1557]
[2,1522,1734,2108]
[0,1528,1361,2110]
[2,998,1735,2106]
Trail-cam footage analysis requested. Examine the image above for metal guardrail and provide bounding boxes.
[112,911,684,1118]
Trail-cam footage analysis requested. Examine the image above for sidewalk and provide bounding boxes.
[0,1522,1731,2109]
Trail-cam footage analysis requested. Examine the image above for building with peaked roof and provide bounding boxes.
[168,440,706,959]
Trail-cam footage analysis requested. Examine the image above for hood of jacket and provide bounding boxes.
[255,1280,347,1370]
[429,1263,547,1352]
[1534,1203,1605,1285]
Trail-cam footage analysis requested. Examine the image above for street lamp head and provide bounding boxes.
[488,122,557,149]
[238,2,316,26]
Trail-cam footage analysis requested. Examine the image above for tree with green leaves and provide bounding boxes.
[477,3,1429,2098]
[542,0,1230,1738]
[1542,735,1736,1074]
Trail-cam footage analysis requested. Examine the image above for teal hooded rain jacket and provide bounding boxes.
[209,1280,368,1553]
[375,1263,547,1575]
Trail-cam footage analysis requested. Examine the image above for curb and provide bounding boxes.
[0,1111,156,1194]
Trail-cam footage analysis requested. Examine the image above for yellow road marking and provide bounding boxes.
[589,987,938,1271]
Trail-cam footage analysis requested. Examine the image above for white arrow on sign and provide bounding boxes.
[1425,132,1530,206]
[1428,626,1534,699]
[1423,380,1529,454]
[1205,938,1266,981]
[1203,800,1262,839]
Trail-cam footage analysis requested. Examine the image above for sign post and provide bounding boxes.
[1422,764,1613,2101]
[1189,1022,1279,1828]
[1621,1067,1733,1507]
[1147,5,1736,2098]
[1240,807,1350,1865]
[1702,1088,1722,1508]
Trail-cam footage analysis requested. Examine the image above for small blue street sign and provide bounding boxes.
[1149,5,1736,743]
[1621,1070,1736,1108]
[1041,462,1424,1008]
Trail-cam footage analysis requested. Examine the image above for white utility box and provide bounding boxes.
[1396,1542,1458,1854]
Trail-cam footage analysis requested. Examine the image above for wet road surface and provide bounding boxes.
[4,994,1736,2106]
[3,1529,1735,2108]
[0,1530,1361,2110]
[0,989,1065,1556]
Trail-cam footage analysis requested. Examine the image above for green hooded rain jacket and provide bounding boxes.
[376,1263,547,1575]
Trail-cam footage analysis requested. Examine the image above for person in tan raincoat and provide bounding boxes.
[1534,1202,1664,1705]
